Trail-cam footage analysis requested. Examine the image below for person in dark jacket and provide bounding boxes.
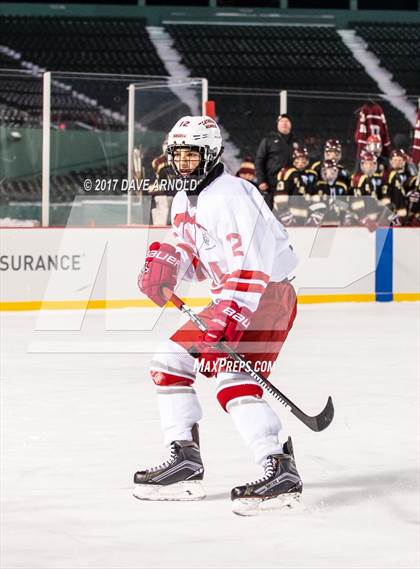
[255,113,295,210]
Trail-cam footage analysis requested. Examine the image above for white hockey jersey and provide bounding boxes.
[171,170,298,313]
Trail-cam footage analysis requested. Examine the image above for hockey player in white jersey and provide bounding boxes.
[134,116,302,515]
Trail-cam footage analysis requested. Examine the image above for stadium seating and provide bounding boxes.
[353,23,420,96]
[0,16,415,209]
[0,16,166,75]
[0,15,188,205]
[0,15,169,131]
[165,23,413,162]
[168,24,377,91]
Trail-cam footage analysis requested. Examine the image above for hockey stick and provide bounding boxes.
[163,288,334,432]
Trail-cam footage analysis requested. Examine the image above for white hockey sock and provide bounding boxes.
[227,396,285,465]
[157,385,203,447]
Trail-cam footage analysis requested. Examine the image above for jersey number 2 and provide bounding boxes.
[226,233,244,257]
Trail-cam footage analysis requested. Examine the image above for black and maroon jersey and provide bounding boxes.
[315,174,349,198]
[382,169,409,215]
[276,166,317,196]
[350,171,384,199]
[406,175,420,218]
[311,160,350,186]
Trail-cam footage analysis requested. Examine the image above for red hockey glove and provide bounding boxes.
[138,242,180,307]
[194,300,253,375]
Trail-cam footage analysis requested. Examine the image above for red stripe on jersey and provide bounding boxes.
[217,384,263,412]
[192,256,208,280]
[177,243,208,281]
[173,211,205,230]
[228,270,270,283]
[221,282,266,294]
[151,371,194,387]
[177,242,194,260]
[211,269,270,293]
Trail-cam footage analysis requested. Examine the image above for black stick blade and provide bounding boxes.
[291,395,334,432]
[316,396,335,431]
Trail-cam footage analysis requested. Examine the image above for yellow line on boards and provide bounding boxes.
[393,293,420,301]
[297,294,376,304]
[0,293,405,311]
[0,298,211,311]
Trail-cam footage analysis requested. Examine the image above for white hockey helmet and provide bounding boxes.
[167,115,223,179]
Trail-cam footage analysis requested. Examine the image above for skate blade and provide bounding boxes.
[133,480,206,502]
[232,492,302,517]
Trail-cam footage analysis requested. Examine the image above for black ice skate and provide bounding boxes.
[231,437,303,516]
[133,424,205,501]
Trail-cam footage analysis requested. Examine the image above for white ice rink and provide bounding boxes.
[1,302,419,569]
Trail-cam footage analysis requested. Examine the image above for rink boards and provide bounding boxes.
[0,226,419,310]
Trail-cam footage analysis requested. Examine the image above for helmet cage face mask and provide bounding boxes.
[361,159,377,177]
[293,156,308,170]
[167,144,221,180]
[166,116,223,184]
[366,140,382,156]
[321,165,338,185]
[390,155,405,171]
[324,149,341,162]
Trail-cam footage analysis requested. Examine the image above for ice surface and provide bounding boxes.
[1,303,419,569]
